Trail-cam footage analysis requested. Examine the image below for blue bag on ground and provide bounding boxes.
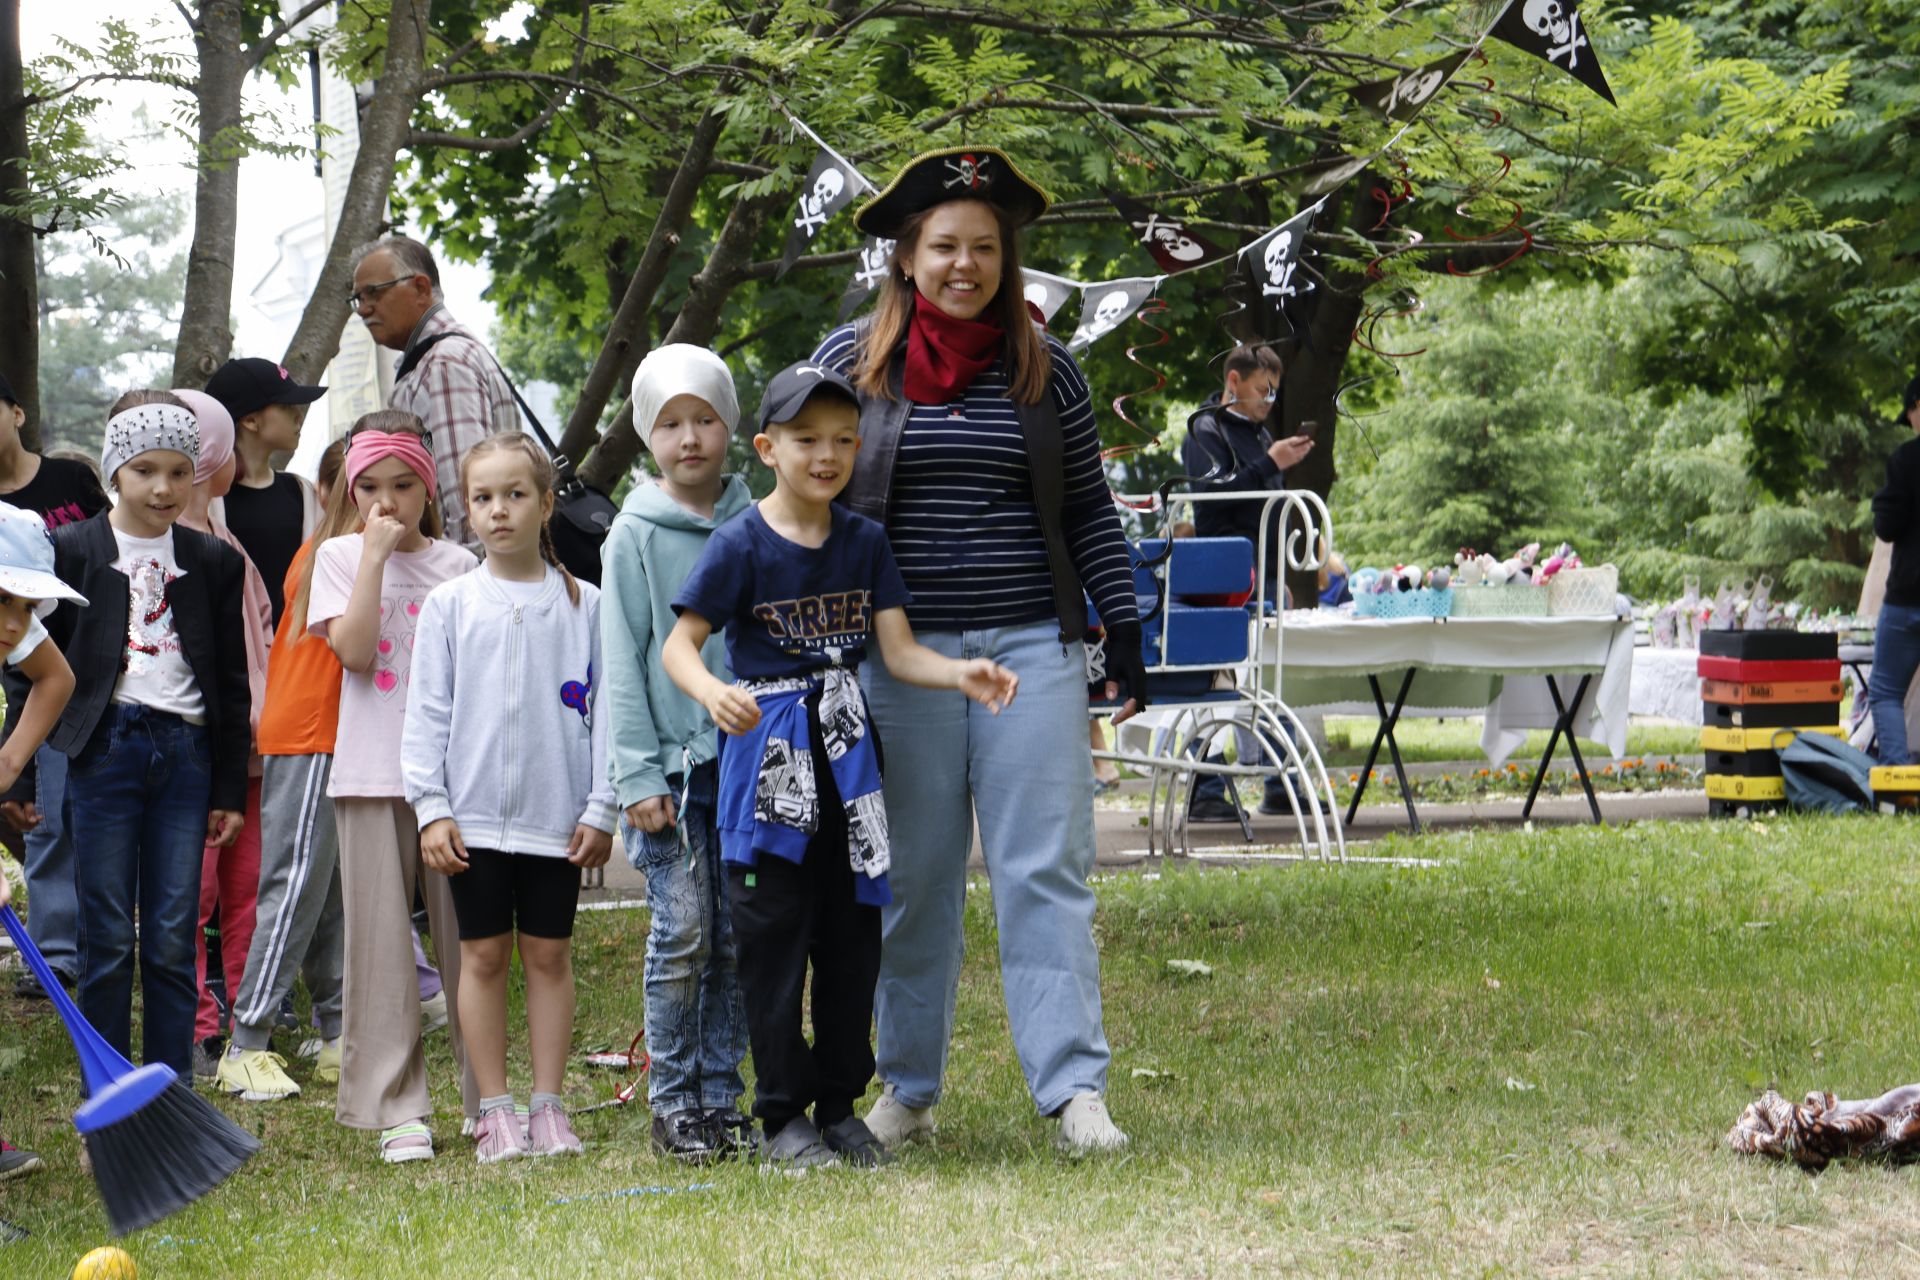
[1777,730,1876,814]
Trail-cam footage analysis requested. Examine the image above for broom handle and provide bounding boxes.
[0,904,137,1096]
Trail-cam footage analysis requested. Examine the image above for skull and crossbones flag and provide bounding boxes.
[1490,0,1615,105]
[1236,199,1325,342]
[1349,50,1473,121]
[835,235,899,322]
[1106,192,1231,274]
[1065,277,1160,352]
[778,148,866,280]
[1019,269,1078,326]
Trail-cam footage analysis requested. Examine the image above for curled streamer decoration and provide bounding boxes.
[1443,49,1532,278]
[1103,297,1175,514]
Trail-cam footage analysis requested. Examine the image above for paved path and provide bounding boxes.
[581,784,1713,903]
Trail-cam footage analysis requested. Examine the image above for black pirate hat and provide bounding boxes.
[852,146,1052,238]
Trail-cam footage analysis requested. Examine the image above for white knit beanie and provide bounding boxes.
[629,345,740,452]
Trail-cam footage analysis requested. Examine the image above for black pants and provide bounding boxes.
[726,758,882,1136]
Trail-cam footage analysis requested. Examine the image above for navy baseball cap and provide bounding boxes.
[204,357,326,423]
[756,362,859,433]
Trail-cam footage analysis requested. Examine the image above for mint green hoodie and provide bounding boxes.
[601,473,753,808]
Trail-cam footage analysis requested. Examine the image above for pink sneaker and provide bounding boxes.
[474,1107,528,1163]
[526,1102,583,1157]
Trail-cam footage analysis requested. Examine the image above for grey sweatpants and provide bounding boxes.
[229,754,345,1050]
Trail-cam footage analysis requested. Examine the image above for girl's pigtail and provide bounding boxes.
[540,518,581,606]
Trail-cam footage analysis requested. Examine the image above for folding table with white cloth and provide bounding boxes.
[1259,612,1636,831]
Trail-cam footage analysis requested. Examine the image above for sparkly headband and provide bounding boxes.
[102,403,200,483]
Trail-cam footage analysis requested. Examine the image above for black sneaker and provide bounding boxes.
[704,1107,761,1159]
[819,1115,894,1168]
[1259,784,1330,817]
[275,993,301,1032]
[190,1037,223,1084]
[651,1108,722,1164]
[0,1137,44,1182]
[1186,794,1242,823]
[13,967,74,1001]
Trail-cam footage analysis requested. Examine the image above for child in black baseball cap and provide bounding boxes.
[203,358,327,625]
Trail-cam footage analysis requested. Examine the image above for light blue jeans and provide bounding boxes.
[624,761,747,1114]
[1870,601,1920,764]
[863,620,1111,1116]
[21,744,79,978]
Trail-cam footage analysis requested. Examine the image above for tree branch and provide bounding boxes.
[243,0,334,73]
[406,0,591,154]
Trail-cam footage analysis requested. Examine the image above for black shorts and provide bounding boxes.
[444,847,582,941]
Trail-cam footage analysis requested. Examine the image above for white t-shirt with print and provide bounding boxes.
[110,527,206,723]
[307,532,477,798]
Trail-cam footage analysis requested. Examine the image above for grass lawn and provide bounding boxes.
[1317,714,1705,766]
[4,815,1917,1277]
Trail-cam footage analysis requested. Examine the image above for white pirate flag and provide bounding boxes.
[1065,277,1160,353]
[1106,192,1230,274]
[1349,50,1471,122]
[1019,269,1078,326]
[1237,199,1325,342]
[778,148,865,280]
[835,235,899,322]
[1490,0,1616,106]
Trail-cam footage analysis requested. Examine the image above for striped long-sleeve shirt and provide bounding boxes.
[388,305,521,549]
[811,324,1139,634]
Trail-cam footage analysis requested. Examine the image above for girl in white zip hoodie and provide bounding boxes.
[402,433,616,1163]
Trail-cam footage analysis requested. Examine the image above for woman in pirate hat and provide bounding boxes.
[808,145,1146,1155]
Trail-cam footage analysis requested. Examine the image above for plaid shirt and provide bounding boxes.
[388,305,520,548]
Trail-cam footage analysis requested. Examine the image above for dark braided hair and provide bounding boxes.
[461,432,580,605]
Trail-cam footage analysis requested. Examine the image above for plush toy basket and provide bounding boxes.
[1547,565,1619,616]
[1450,584,1549,618]
[1354,587,1453,620]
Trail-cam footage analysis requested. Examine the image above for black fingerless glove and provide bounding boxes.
[1102,620,1151,712]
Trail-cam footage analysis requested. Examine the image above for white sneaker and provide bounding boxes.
[420,991,449,1035]
[863,1084,935,1149]
[1056,1093,1128,1155]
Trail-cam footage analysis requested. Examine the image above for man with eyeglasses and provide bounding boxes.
[348,236,519,549]
[1176,343,1319,823]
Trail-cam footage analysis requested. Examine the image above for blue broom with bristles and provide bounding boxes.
[1,904,259,1236]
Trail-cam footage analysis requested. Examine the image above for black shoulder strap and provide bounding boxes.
[400,328,564,460]
[394,330,456,383]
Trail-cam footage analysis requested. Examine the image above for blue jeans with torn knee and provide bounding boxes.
[863,619,1111,1117]
[624,760,747,1114]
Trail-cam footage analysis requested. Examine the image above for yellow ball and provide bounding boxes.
[72,1246,137,1280]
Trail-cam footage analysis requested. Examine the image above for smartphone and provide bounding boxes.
[1296,419,1320,440]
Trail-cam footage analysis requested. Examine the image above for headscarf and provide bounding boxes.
[630,344,740,452]
[173,389,235,485]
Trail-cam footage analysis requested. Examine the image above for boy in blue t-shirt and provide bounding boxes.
[663,362,1018,1170]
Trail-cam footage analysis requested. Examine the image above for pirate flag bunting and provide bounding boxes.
[835,235,898,322]
[1490,0,1615,106]
[1019,269,1078,325]
[1349,50,1472,121]
[1106,192,1231,274]
[778,148,866,280]
[1066,277,1160,352]
[1237,199,1325,343]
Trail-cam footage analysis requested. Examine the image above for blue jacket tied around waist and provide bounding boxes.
[716,666,891,906]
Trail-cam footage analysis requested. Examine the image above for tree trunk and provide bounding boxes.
[1278,180,1375,607]
[579,187,786,491]
[0,0,39,447]
[555,106,729,462]
[171,0,248,388]
[279,0,433,386]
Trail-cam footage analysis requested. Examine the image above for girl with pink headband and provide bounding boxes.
[297,409,482,1163]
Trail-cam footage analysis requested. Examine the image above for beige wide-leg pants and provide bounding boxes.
[333,797,477,1131]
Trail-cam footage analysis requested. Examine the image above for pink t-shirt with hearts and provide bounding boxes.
[307,532,478,798]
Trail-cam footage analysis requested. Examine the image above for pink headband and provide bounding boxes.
[345,431,437,500]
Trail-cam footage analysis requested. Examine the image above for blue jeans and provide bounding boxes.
[67,706,214,1076]
[21,743,80,978]
[624,761,747,1114]
[1871,601,1920,765]
[1191,719,1305,808]
[864,620,1111,1116]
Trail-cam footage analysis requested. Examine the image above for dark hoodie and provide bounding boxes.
[1180,391,1287,567]
[1873,434,1920,607]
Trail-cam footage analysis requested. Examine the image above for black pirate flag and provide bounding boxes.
[835,235,899,322]
[1490,0,1616,106]
[1106,192,1230,274]
[778,148,865,280]
[1237,200,1324,343]
[1019,269,1077,326]
[1349,50,1472,121]
[1066,277,1159,353]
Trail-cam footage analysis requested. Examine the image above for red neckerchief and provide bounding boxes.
[903,289,1004,404]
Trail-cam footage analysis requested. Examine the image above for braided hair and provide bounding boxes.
[460,432,580,605]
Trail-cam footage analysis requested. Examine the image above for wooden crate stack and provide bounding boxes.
[1698,631,1842,816]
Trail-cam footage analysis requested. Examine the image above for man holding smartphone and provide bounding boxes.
[1178,343,1318,823]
